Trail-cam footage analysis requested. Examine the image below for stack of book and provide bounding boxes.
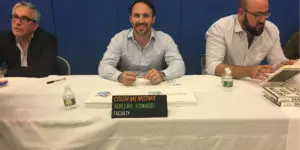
[263,86,300,107]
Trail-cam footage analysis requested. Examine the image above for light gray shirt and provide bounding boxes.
[205,15,288,75]
[98,28,185,81]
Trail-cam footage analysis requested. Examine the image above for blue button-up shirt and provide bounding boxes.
[98,28,185,81]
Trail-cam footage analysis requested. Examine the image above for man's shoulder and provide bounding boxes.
[211,15,236,27]
[153,30,171,37]
[111,29,132,40]
[116,29,132,36]
[264,20,279,33]
[0,30,13,40]
[0,30,11,35]
[35,28,56,41]
[207,15,236,33]
[151,29,175,42]
[263,20,280,40]
[0,30,14,46]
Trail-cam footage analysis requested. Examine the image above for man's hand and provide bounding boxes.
[118,71,137,86]
[274,60,298,70]
[250,65,274,80]
[283,60,297,65]
[144,68,163,85]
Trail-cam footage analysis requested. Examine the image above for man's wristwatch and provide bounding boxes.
[160,71,166,81]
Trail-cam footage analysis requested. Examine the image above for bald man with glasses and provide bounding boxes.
[205,0,296,80]
[0,1,58,77]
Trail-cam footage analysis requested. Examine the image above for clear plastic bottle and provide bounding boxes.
[63,85,76,108]
[221,68,228,84]
[222,68,233,88]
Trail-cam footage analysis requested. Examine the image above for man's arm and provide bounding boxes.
[0,51,3,67]
[265,28,289,66]
[161,34,185,80]
[0,31,7,68]
[6,34,58,77]
[215,64,273,80]
[98,34,122,82]
[205,21,273,79]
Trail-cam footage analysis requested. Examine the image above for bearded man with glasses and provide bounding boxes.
[0,1,58,77]
[205,0,296,80]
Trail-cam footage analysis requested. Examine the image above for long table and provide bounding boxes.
[0,75,299,150]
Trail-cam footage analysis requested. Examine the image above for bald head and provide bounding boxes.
[239,0,247,9]
[239,0,269,10]
[238,0,270,37]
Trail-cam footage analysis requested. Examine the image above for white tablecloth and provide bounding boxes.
[281,74,300,150]
[0,75,299,150]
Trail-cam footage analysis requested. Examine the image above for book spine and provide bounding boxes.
[263,90,278,101]
[263,89,300,102]
[277,97,300,102]
[264,94,300,107]
[280,102,300,107]
[263,94,280,106]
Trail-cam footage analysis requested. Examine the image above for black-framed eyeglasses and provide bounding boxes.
[244,9,271,19]
[9,14,36,23]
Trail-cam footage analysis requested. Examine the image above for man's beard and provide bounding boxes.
[243,15,265,36]
[133,23,149,35]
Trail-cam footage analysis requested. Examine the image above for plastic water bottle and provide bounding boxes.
[63,85,76,108]
[222,68,233,88]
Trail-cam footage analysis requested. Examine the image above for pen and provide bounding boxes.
[46,78,66,84]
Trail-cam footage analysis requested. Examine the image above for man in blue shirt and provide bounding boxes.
[98,0,185,86]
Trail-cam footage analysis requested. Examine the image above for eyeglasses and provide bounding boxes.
[244,10,271,19]
[9,14,36,23]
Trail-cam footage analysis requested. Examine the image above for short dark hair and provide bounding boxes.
[129,0,156,16]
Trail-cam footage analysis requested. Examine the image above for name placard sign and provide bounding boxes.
[111,95,168,118]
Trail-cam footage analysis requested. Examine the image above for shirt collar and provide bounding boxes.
[128,28,156,40]
[234,15,265,38]
[234,15,244,33]
[15,33,34,44]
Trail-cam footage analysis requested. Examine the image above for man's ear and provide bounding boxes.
[129,15,133,24]
[33,23,39,31]
[152,16,156,24]
[238,8,244,16]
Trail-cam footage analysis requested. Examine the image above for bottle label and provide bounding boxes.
[64,98,76,107]
[223,81,233,87]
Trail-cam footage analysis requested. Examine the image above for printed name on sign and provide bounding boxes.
[111,95,168,118]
